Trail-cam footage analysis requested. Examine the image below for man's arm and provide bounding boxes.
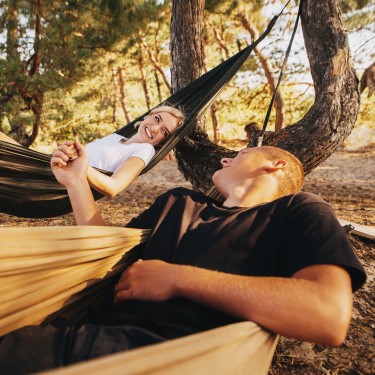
[51,139,107,226]
[114,260,352,346]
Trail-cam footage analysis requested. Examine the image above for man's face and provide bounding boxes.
[212,148,268,194]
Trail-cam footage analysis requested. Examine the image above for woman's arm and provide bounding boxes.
[52,140,145,197]
[51,139,107,226]
[86,157,145,198]
[0,131,22,145]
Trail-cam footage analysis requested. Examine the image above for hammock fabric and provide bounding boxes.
[0,225,277,374]
[0,16,279,218]
[45,322,277,375]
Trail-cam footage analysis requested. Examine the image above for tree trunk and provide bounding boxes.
[171,0,359,192]
[209,19,230,60]
[239,14,285,131]
[171,0,226,191]
[5,0,44,147]
[111,68,119,123]
[137,36,152,110]
[21,0,43,148]
[140,34,171,93]
[118,67,132,124]
[202,35,221,145]
[170,0,204,93]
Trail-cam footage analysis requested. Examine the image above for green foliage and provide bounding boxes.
[0,0,372,149]
[339,0,372,12]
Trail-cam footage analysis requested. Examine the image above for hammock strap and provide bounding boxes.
[256,0,304,147]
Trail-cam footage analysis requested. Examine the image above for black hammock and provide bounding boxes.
[0,17,279,218]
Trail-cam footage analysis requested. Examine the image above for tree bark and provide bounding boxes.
[171,0,224,192]
[170,0,204,93]
[171,0,360,192]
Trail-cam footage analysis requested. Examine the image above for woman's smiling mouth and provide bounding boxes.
[145,127,153,139]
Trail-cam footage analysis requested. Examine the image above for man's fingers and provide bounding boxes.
[113,289,135,304]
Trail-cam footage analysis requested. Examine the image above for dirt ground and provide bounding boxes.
[0,146,373,374]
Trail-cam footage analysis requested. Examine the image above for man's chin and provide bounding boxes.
[212,172,225,192]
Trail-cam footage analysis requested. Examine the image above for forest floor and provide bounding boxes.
[0,142,373,374]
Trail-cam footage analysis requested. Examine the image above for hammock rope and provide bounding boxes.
[256,0,303,147]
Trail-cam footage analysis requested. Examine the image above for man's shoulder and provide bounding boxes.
[161,187,209,202]
[283,191,328,208]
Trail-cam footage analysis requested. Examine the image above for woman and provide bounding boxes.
[1,105,185,198]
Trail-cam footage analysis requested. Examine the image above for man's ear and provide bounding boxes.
[264,159,287,173]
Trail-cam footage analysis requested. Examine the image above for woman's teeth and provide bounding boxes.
[145,127,153,139]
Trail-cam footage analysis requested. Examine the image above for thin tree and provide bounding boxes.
[238,13,285,131]
[117,67,132,124]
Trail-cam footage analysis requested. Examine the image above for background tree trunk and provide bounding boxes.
[4,0,44,147]
[171,0,227,192]
[140,34,171,93]
[137,35,152,110]
[239,14,285,131]
[171,0,360,192]
[117,67,132,124]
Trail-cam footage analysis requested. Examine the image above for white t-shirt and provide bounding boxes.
[85,134,155,173]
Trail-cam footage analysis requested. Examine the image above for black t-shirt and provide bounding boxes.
[93,188,366,339]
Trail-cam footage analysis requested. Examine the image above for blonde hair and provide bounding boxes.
[261,146,305,195]
[134,105,185,129]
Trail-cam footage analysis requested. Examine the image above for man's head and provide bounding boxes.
[212,146,304,202]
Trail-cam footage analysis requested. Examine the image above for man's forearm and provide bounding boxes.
[173,264,352,346]
[67,178,106,226]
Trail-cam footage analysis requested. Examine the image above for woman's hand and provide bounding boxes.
[50,140,78,169]
[51,139,88,188]
[114,260,179,304]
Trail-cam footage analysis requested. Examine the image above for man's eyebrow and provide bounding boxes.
[238,148,250,155]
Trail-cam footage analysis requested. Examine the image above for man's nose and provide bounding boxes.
[220,158,232,166]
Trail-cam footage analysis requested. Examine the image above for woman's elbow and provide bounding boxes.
[103,189,118,198]
[98,185,120,198]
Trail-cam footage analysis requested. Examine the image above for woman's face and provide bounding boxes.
[137,111,180,146]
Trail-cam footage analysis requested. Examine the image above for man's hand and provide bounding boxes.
[51,139,88,188]
[114,260,178,304]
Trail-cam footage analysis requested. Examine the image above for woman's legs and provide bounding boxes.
[0,131,21,145]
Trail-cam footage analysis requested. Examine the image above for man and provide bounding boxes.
[0,140,366,373]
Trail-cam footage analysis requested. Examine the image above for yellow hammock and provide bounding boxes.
[0,226,278,374]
